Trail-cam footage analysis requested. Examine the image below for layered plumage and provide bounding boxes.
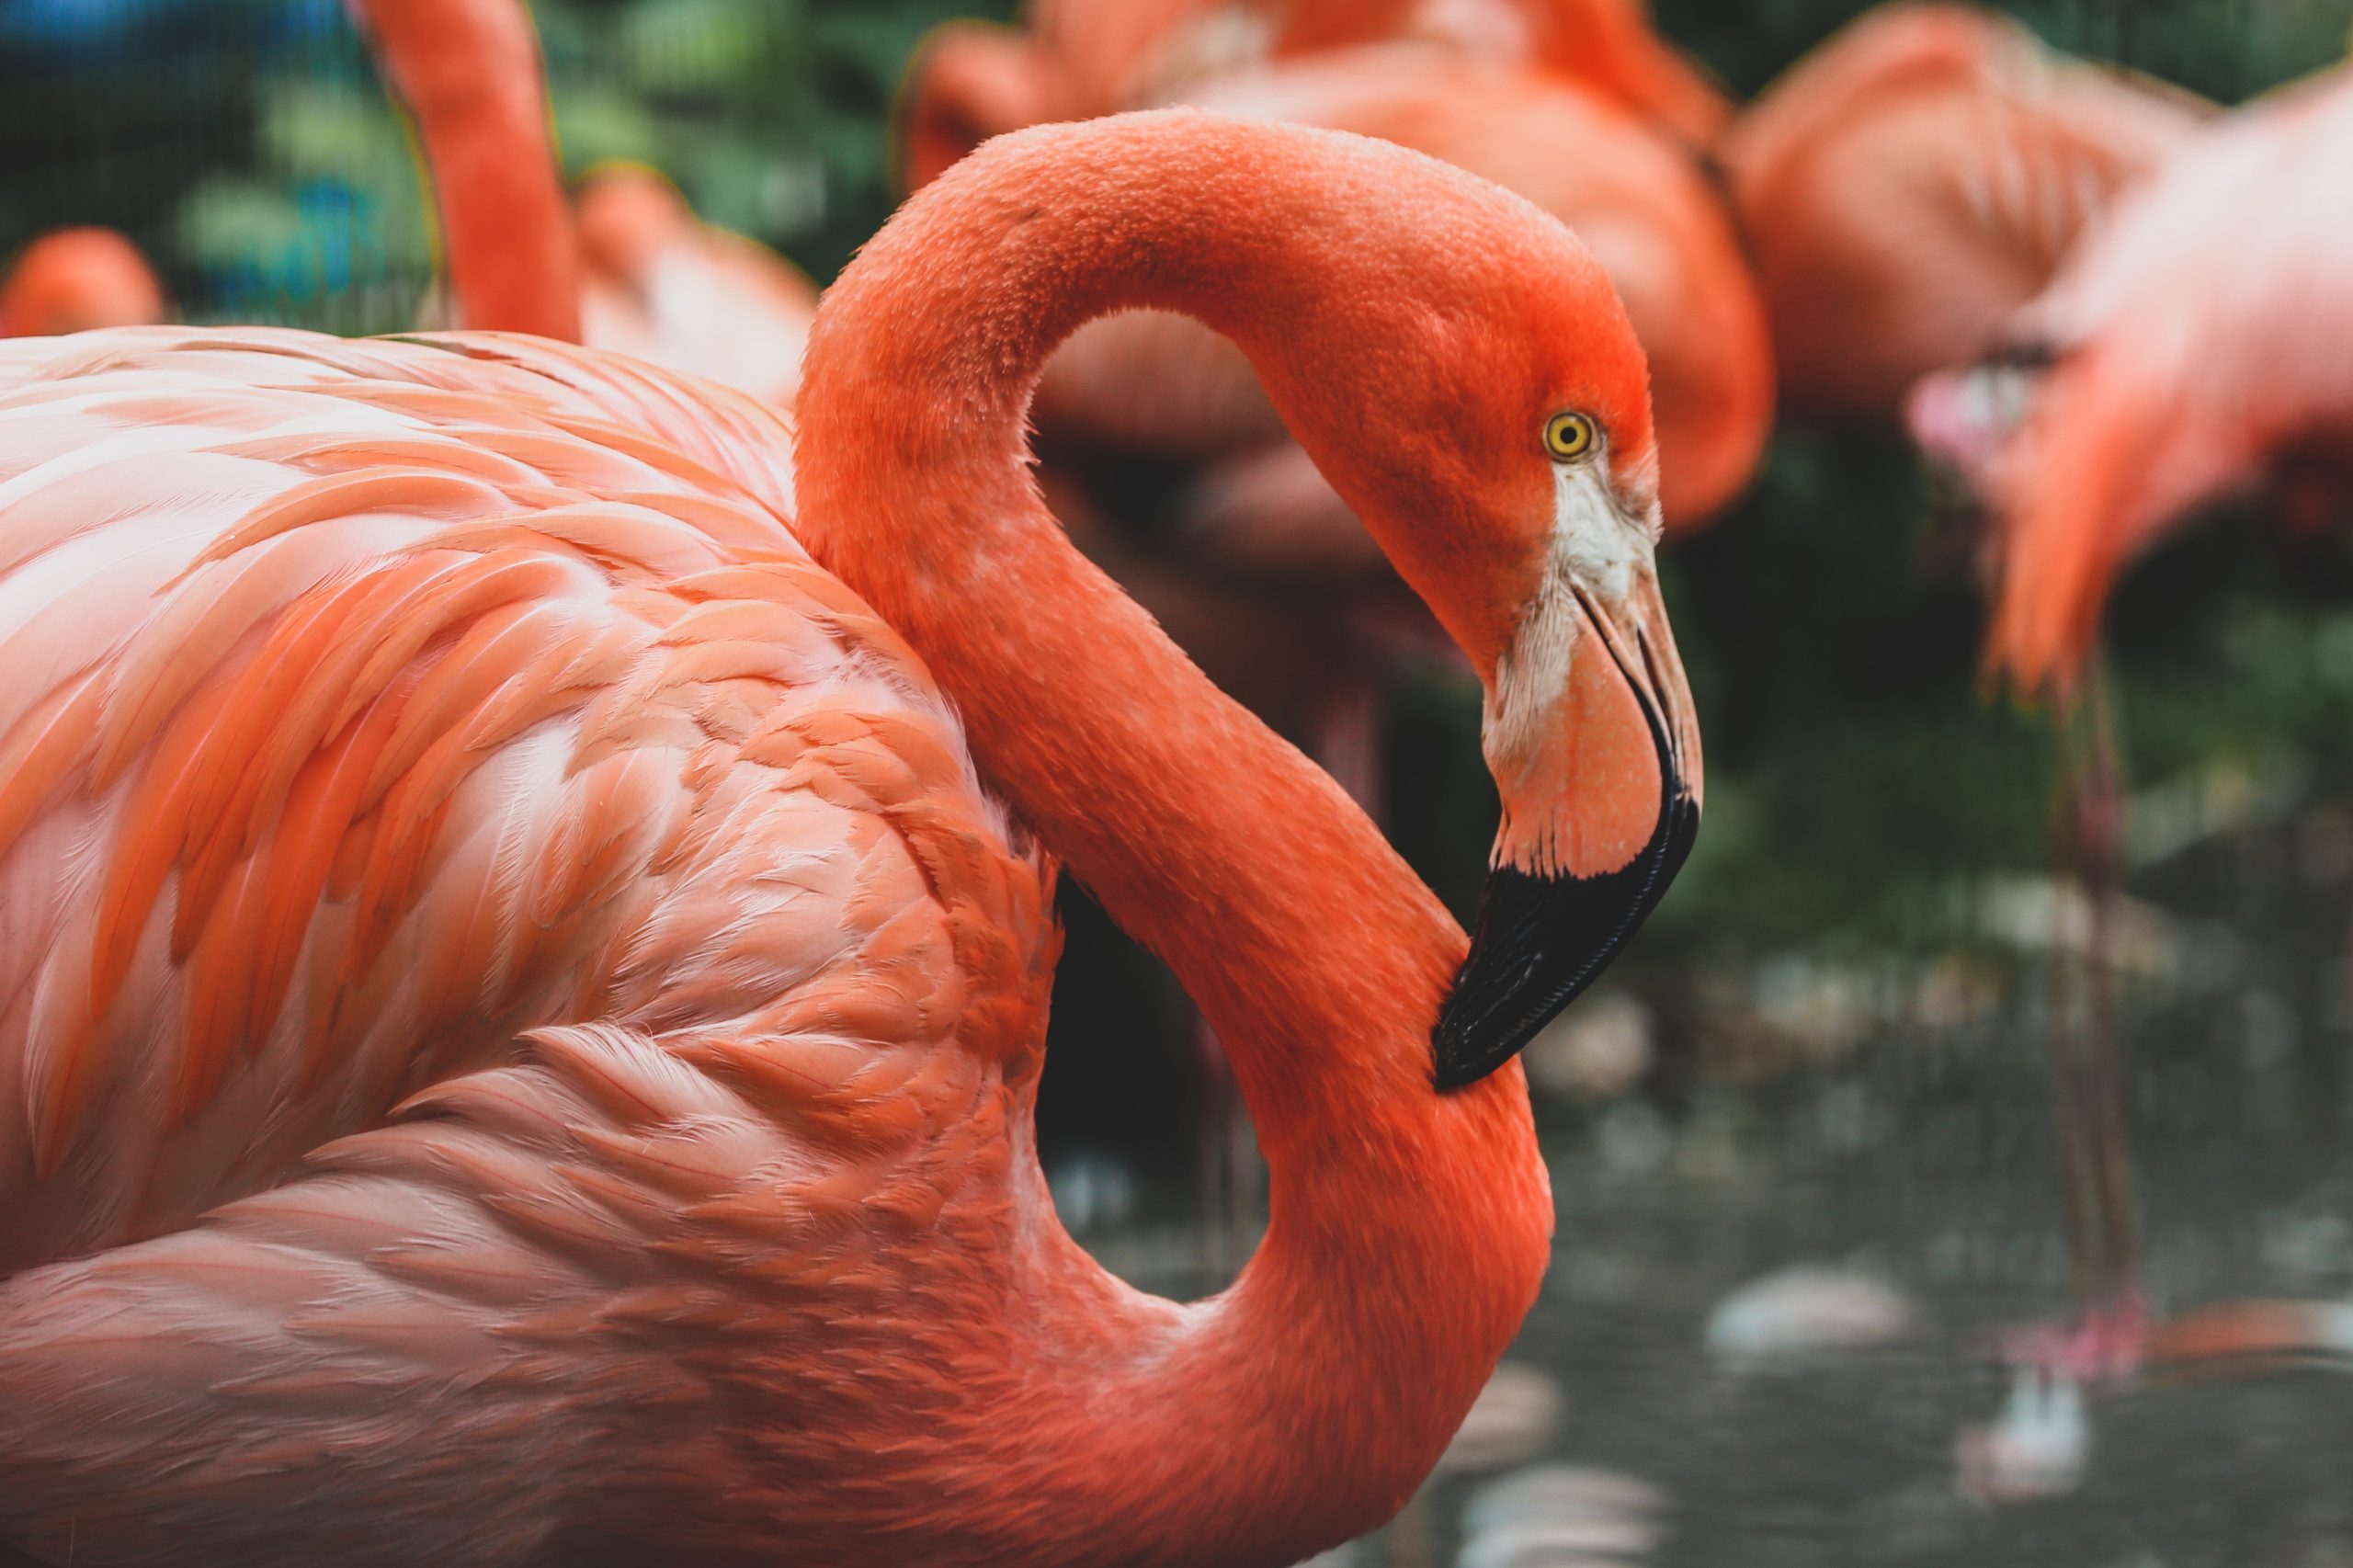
[1725,4,2210,420]
[0,327,1054,1562]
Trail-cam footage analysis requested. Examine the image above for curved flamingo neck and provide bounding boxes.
[794,113,1552,1562]
[355,0,582,340]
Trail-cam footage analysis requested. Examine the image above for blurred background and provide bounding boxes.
[6,0,2353,1562]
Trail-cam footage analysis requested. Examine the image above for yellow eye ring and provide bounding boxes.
[1544,412,1598,461]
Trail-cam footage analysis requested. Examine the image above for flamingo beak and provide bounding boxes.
[1434,566,1700,1089]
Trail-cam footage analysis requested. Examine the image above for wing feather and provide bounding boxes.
[0,326,1050,1278]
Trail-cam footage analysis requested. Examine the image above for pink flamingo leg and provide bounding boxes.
[2004,658,2148,1384]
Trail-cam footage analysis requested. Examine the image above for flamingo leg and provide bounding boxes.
[2063,660,2138,1288]
[2006,657,2145,1381]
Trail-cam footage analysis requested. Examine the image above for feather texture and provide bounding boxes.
[0,326,1049,1282]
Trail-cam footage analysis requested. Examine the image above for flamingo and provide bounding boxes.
[573,165,819,411]
[900,8,1756,1252]
[348,0,580,342]
[353,0,816,406]
[904,2,1763,550]
[0,110,1701,1565]
[901,0,1728,183]
[1934,65,2353,1403]
[1971,67,2353,679]
[0,229,165,337]
[1722,3,2211,423]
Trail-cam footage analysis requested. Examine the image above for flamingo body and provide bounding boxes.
[1971,66,2353,689]
[1725,4,2210,420]
[0,327,1066,1564]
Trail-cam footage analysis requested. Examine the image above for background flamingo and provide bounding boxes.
[347,0,579,341]
[902,0,1728,182]
[1926,63,2353,1392]
[353,0,814,407]
[1724,4,2211,424]
[0,228,165,336]
[573,164,819,411]
[0,110,1700,1565]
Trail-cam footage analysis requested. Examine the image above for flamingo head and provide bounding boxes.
[574,164,691,281]
[1245,197,1703,1087]
[1905,352,2050,511]
[0,228,165,337]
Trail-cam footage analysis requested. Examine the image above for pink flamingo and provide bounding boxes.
[350,0,580,341]
[0,110,1699,1564]
[574,165,819,411]
[1724,3,2211,424]
[902,0,1727,180]
[354,0,815,405]
[1938,64,2353,1407]
[0,229,165,337]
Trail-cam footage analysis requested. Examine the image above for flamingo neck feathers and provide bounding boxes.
[792,112,1552,1563]
[358,0,582,340]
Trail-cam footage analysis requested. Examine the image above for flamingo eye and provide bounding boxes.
[1543,411,1598,461]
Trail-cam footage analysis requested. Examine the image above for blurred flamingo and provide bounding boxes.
[1921,65,2353,1399]
[352,0,815,405]
[348,0,580,340]
[902,0,1728,185]
[0,228,165,337]
[574,164,819,410]
[1962,69,2353,676]
[0,112,1703,1565]
[1724,3,2211,423]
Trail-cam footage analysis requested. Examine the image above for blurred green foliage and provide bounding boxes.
[0,0,1015,327]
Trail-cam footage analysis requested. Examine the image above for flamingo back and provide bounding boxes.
[0,326,1068,1563]
[0,326,1051,1271]
[1725,3,2212,418]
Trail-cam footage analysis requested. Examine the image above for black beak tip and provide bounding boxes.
[1431,785,1699,1092]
